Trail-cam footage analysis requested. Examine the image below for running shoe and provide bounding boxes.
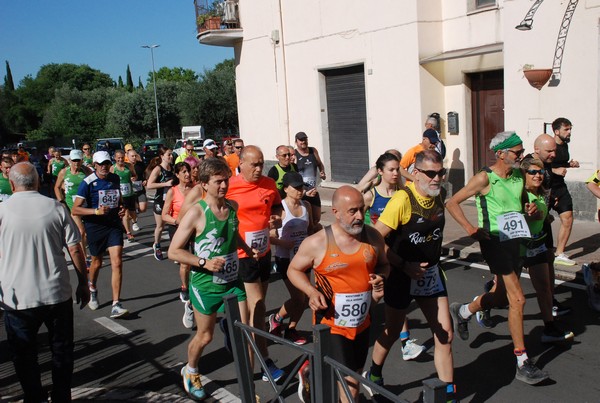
[88,288,99,311]
[126,233,135,243]
[515,359,549,385]
[181,365,207,401]
[475,309,494,328]
[361,370,384,397]
[132,222,140,232]
[262,358,284,382]
[297,360,311,403]
[401,339,426,361]
[552,299,572,317]
[268,313,283,336]
[541,326,574,343]
[110,302,129,318]
[583,263,600,311]
[180,288,190,303]
[183,302,194,329]
[449,302,470,341]
[153,243,163,261]
[554,253,576,266]
[284,328,307,345]
[219,318,232,354]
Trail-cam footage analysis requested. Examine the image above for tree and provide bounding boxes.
[126,65,134,92]
[148,66,198,83]
[138,76,144,89]
[196,59,238,137]
[118,76,124,88]
[4,61,14,92]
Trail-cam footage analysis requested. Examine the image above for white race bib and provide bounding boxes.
[497,212,531,241]
[245,228,270,255]
[526,243,548,258]
[132,180,143,192]
[212,252,239,284]
[120,183,132,197]
[302,176,316,188]
[98,189,119,208]
[410,264,445,297]
[334,291,371,328]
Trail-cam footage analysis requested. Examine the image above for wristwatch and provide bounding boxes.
[198,258,206,268]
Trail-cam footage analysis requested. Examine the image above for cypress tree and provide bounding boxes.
[126,64,134,92]
[4,60,15,91]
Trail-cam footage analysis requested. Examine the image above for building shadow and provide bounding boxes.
[447,148,465,196]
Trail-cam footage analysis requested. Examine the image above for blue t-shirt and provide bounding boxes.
[76,172,122,227]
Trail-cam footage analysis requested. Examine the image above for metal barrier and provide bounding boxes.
[223,295,446,402]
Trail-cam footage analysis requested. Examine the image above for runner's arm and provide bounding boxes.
[312,148,326,179]
[161,188,176,225]
[176,185,204,224]
[445,171,490,239]
[54,168,67,201]
[288,231,328,311]
[168,203,204,266]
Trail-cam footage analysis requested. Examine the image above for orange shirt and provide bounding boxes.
[224,153,240,176]
[313,226,377,340]
[226,174,281,258]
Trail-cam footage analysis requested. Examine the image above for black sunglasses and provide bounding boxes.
[71,159,81,162]
[278,153,291,157]
[235,146,243,149]
[526,169,545,176]
[507,149,525,157]
[415,167,446,179]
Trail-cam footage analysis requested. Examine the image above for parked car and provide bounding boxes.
[141,139,166,164]
[96,138,125,161]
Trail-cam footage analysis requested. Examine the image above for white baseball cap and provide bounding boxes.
[93,151,111,164]
[203,139,218,150]
[69,149,83,160]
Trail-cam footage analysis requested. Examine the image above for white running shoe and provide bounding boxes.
[132,222,140,232]
[401,339,426,361]
[183,302,194,329]
[554,253,576,266]
[110,302,129,318]
[88,288,99,311]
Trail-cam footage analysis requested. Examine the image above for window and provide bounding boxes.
[476,0,496,7]
[467,0,496,13]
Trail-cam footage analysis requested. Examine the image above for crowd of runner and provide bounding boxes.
[2,116,600,402]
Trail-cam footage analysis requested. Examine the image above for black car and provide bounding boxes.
[141,139,166,164]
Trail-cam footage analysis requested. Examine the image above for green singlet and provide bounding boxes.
[113,164,134,197]
[51,159,67,177]
[0,175,12,202]
[476,168,524,236]
[63,169,86,210]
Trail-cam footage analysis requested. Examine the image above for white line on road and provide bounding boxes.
[94,317,133,335]
[441,256,587,290]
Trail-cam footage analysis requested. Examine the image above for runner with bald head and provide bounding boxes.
[226,145,285,382]
[288,185,389,402]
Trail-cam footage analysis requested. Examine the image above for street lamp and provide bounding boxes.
[141,44,161,139]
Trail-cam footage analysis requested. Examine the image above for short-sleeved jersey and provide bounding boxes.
[0,175,12,202]
[224,153,240,176]
[550,142,570,188]
[475,168,524,236]
[75,172,122,227]
[400,144,425,175]
[313,226,377,340]
[586,170,600,186]
[175,151,199,165]
[226,175,281,258]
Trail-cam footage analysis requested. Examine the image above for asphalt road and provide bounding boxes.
[1,207,599,402]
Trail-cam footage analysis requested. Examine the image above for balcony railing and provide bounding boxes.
[195,0,241,33]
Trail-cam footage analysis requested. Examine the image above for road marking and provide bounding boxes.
[441,256,586,290]
[94,317,133,335]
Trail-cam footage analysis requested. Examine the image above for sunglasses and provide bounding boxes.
[82,148,90,151]
[235,146,243,149]
[96,161,112,166]
[71,159,81,162]
[507,149,525,158]
[415,167,446,179]
[526,169,545,176]
[278,153,291,158]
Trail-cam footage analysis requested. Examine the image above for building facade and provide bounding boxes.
[197,0,600,219]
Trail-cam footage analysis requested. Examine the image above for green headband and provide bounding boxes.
[492,133,523,152]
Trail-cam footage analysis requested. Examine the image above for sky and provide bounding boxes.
[0,0,234,85]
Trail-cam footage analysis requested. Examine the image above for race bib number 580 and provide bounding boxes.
[334,291,371,328]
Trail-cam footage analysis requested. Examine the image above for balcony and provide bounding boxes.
[195,0,243,47]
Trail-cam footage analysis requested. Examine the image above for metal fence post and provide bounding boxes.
[422,378,446,403]
[312,324,335,402]
[224,294,255,402]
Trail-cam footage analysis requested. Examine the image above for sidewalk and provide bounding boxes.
[317,185,599,282]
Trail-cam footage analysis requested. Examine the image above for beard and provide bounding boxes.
[341,219,364,235]
[559,134,570,143]
[418,181,441,197]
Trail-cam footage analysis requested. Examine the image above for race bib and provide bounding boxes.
[245,228,270,255]
[0,193,10,202]
[410,264,445,297]
[290,238,303,260]
[98,189,119,208]
[526,243,548,258]
[497,212,531,241]
[302,176,316,188]
[132,180,143,192]
[212,252,239,284]
[334,291,371,328]
[120,183,133,197]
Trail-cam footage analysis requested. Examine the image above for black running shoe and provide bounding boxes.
[515,359,549,385]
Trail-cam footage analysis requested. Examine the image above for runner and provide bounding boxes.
[81,143,93,167]
[127,148,147,231]
[0,157,13,202]
[364,150,455,401]
[294,132,326,228]
[146,147,174,260]
[169,158,252,401]
[226,145,284,381]
[288,185,388,402]
[267,145,298,199]
[519,157,574,343]
[268,172,313,345]
[363,152,426,362]
[162,162,195,328]
[47,148,67,198]
[175,140,199,164]
[446,131,549,385]
[399,129,439,183]
[110,150,137,243]
[355,149,402,194]
[72,151,129,318]
[54,149,92,265]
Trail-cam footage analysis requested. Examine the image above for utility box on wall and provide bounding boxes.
[448,112,459,134]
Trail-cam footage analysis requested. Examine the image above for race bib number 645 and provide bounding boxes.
[98,189,119,208]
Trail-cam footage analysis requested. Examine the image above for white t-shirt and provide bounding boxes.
[0,191,81,310]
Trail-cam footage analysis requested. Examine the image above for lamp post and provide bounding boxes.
[141,44,161,139]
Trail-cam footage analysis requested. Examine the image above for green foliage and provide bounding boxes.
[118,76,124,88]
[196,59,238,137]
[126,65,134,92]
[148,67,198,84]
[4,61,15,92]
[138,76,144,89]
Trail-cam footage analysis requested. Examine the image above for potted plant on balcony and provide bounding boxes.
[197,1,222,33]
[522,64,553,90]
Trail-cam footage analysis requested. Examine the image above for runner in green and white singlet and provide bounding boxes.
[0,158,13,202]
[110,150,137,242]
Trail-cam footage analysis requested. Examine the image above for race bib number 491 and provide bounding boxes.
[497,212,531,242]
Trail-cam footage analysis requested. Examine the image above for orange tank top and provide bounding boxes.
[170,185,186,220]
[313,226,377,340]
